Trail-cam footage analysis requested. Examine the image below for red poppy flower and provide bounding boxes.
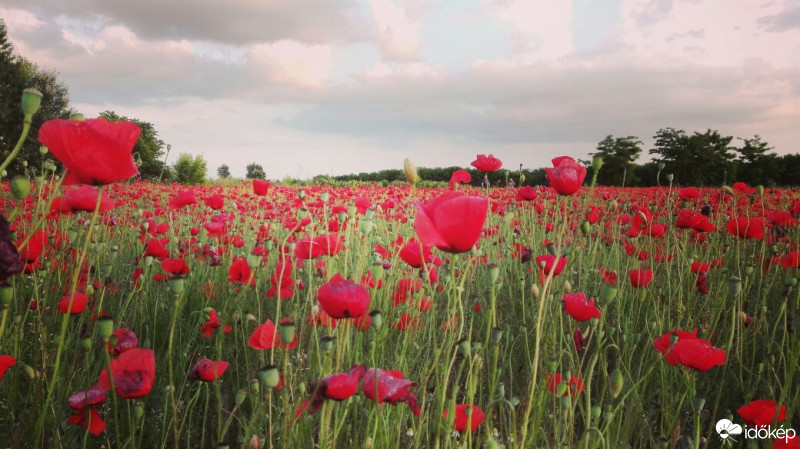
[443,403,485,433]
[228,258,254,286]
[470,154,502,172]
[413,192,488,253]
[546,372,585,396]
[168,190,197,209]
[515,185,538,201]
[653,328,698,354]
[545,156,586,195]
[599,267,617,285]
[0,355,16,380]
[628,269,653,288]
[253,180,270,196]
[58,291,88,315]
[107,328,139,356]
[362,368,420,416]
[63,186,116,213]
[398,238,439,268]
[199,309,232,337]
[664,338,726,371]
[737,399,787,427]
[449,169,471,189]
[536,254,567,276]
[98,348,156,398]
[781,251,800,269]
[203,194,225,210]
[774,435,799,449]
[248,319,296,350]
[573,328,585,352]
[38,117,141,186]
[67,406,106,436]
[68,385,107,410]
[17,230,46,263]
[144,238,170,259]
[317,274,371,319]
[188,358,229,382]
[562,292,601,321]
[726,217,765,239]
[308,364,367,414]
[162,258,189,276]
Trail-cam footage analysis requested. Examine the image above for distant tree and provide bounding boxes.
[1,20,73,177]
[99,111,168,181]
[776,153,800,187]
[734,135,779,186]
[650,128,735,186]
[217,164,231,179]
[172,153,207,185]
[592,135,643,186]
[246,163,266,180]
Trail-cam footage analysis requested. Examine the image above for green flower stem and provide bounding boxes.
[0,114,32,175]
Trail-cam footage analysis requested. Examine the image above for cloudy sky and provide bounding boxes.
[2,0,799,179]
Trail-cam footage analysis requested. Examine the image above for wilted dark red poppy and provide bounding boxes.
[107,328,139,356]
[188,358,229,382]
[562,293,601,321]
[413,192,488,254]
[0,213,24,281]
[38,118,141,186]
[308,364,367,414]
[737,399,787,427]
[545,156,586,195]
[317,274,371,319]
[470,154,502,172]
[0,355,16,380]
[98,348,156,398]
[443,403,485,433]
[362,368,420,416]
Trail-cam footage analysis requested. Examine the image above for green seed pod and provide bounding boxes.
[21,88,43,118]
[609,369,624,399]
[278,319,296,345]
[0,284,13,306]
[10,177,31,200]
[259,365,281,389]
[457,338,471,358]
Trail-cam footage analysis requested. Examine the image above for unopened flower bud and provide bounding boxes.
[69,112,85,121]
[168,276,185,296]
[0,285,13,306]
[403,158,419,186]
[10,177,31,200]
[609,369,623,398]
[96,316,114,341]
[235,389,247,406]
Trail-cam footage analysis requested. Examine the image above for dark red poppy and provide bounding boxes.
[98,348,156,398]
[0,213,24,281]
[68,385,107,410]
[562,293,601,321]
[188,358,229,382]
[38,117,141,186]
[413,192,488,253]
[470,154,502,172]
[0,355,16,380]
[362,368,420,416]
[107,328,139,356]
[628,269,653,288]
[545,156,586,195]
[62,186,116,213]
[144,238,170,259]
[664,338,726,371]
[317,274,371,319]
[67,406,106,436]
[515,185,538,201]
[161,258,189,276]
[599,267,617,285]
[253,180,270,196]
[308,364,367,414]
[228,258,254,286]
[737,399,786,427]
[443,403,485,433]
[573,328,585,352]
[58,291,88,315]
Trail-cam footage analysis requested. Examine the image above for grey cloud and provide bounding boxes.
[758,5,800,32]
[2,0,369,45]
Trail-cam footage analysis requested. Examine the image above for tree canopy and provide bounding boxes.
[172,153,207,185]
[246,163,266,180]
[99,111,169,181]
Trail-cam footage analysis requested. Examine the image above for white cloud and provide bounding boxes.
[366,0,425,60]
[248,41,333,89]
[482,0,574,63]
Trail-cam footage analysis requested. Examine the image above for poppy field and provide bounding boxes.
[1,115,800,449]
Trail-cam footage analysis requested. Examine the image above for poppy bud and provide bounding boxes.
[691,396,705,414]
[168,276,185,296]
[657,162,665,171]
[21,88,43,118]
[320,336,336,354]
[278,319,296,345]
[563,280,572,293]
[248,435,260,449]
[488,264,500,284]
[10,177,31,200]
[365,208,375,220]
[235,389,247,406]
[0,284,13,306]
[591,156,603,172]
[259,365,280,389]
[347,206,357,218]
[404,158,419,186]
[145,255,154,266]
[665,173,673,183]
[69,113,85,121]
[96,316,114,341]
[722,185,735,196]
[320,192,330,203]
[39,145,48,155]
[757,185,764,196]
[359,219,374,235]
[297,382,306,395]
[368,263,384,281]
[483,440,501,449]
[609,369,623,398]
[337,211,347,222]
[496,382,505,398]
[246,253,261,268]
[80,335,92,350]
[457,338,471,357]
[545,358,557,372]
[546,243,558,257]
[135,401,144,419]
[249,378,260,394]
[490,327,503,345]
[297,189,306,200]
[368,310,382,330]
[218,443,230,449]
[580,220,591,236]
[531,284,540,298]
[555,381,568,397]
[600,284,617,303]
[21,362,37,380]
[728,276,742,297]
[591,405,602,419]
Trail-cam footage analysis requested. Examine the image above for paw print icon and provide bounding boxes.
[716,419,743,440]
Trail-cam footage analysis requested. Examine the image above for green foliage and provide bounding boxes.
[246,162,266,180]
[592,135,643,186]
[650,128,736,186]
[1,21,73,177]
[734,135,779,186]
[172,152,207,185]
[99,111,169,181]
[217,164,231,179]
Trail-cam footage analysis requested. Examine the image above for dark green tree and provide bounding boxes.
[650,128,735,186]
[99,111,168,181]
[217,164,231,179]
[0,19,23,152]
[776,153,800,187]
[172,153,207,185]
[591,135,643,186]
[246,163,266,180]
[735,135,778,186]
